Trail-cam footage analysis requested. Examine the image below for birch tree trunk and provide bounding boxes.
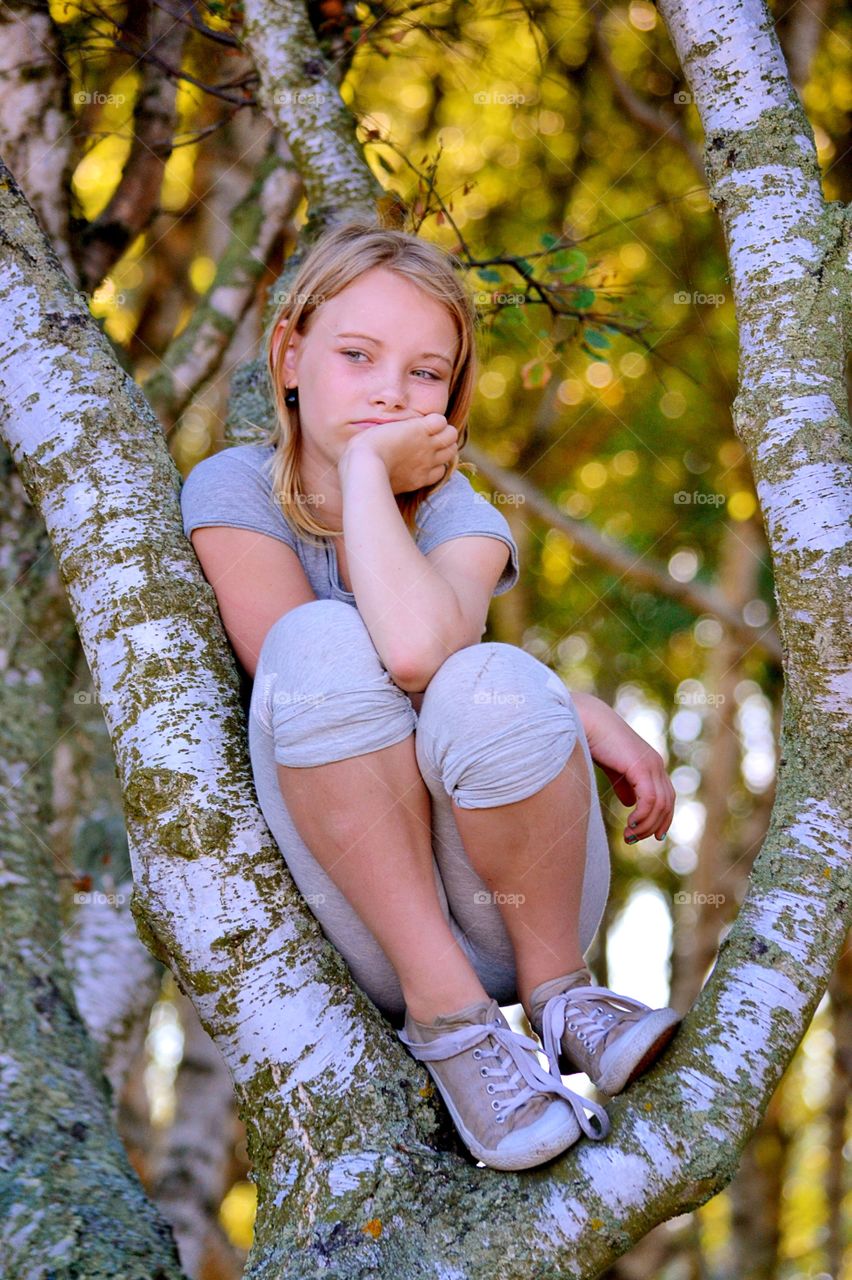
[0,1,850,1277]
[0,0,76,282]
[0,448,187,1278]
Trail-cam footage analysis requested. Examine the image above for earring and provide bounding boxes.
[284,386,299,407]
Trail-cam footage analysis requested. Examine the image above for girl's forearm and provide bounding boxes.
[338,445,464,689]
[569,690,615,746]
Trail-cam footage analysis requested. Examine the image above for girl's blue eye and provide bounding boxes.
[340,350,442,380]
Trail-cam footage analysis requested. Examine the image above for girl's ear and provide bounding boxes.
[281,329,302,383]
[270,321,299,372]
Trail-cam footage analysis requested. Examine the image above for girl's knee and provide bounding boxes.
[257,600,387,694]
[416,642,581,808]
[260,599,371,664]
[251,601,416,767]
[419,641,572,730]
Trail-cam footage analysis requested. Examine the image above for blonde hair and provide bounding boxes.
[262,218,479,546]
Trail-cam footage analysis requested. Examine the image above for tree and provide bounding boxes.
[0,0,849,1276]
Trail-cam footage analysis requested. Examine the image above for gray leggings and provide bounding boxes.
[248,599,611,1027]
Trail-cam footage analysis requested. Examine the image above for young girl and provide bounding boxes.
[180,219,681,1173]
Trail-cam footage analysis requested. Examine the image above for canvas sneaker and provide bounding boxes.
[398,996,610,1172]
[529,967,682,1096]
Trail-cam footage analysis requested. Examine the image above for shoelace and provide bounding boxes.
[399,1017,610,1139]
[541,984,650,1083]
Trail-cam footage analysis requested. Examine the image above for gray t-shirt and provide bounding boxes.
[180,442,519,606]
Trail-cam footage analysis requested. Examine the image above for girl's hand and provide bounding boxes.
[581,708,675,844]
[340,413,459,493]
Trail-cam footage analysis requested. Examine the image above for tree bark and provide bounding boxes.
[143,131,302,434]
[0,445,186,1278]
[76,0,195,295]
[0,0,76,282]
[241,0,385,228]
[727,1083,789,1278]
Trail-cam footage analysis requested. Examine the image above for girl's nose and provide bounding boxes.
[370,368,407,408]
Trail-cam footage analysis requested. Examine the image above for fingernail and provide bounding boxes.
[626,835,637,843]
[660,830,668,839]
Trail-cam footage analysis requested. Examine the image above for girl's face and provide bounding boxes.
[275,266,460,472]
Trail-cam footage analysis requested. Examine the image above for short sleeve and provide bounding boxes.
[415,470,520,596]
[180,445,298,552]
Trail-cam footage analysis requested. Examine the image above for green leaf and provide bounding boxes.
[584,329,611,349]
[540,232,559,248]
[572,287,596,309]
[476,268,502,282]
[551,249,587,281]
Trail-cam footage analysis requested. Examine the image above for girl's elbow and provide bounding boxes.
[387,657,429,694]
[386,645,440,694]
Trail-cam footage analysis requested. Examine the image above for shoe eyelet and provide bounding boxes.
[496,1115,505,1124]
[480,1068,488,1077]
[473,1049,481,1059]
[491,1100,500,1110]
[568,1021,577,1030]
[486,1084,495,1094]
